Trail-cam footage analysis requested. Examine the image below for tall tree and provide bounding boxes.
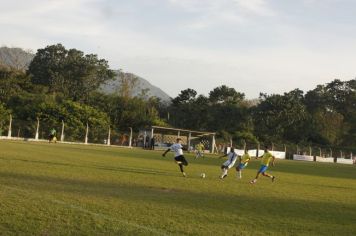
[253,89,308,143]
[28,44,115,101]
[209,85,244,104]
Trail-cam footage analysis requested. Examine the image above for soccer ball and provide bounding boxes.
[200,173,206,178]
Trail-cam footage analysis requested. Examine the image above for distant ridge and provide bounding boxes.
[0,47,34,70]
[101,70,171,103]
[0,46,171,103]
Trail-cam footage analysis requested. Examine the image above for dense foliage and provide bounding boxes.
[0,44,355,148]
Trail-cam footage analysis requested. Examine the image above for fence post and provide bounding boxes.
[143,131,147,148]
[256,142,260,158]
[85,122,89,144]
[284,144,287,159]
[329,148,332,158]
[309,146,312,156]
[35,118,39,140]
[319,147,322,157]
[129,127,133,147]
[107,126,111,146]
[211,135,216,154]
[60,120,65,142]
[7,114,12,138]
[188,132,192,152]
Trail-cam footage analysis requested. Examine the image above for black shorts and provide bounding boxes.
[175,155,188,166]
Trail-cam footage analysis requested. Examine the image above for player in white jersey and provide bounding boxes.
[162,138,188,177]
[219,147,238,179]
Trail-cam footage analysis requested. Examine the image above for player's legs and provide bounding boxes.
[250,165,268,184]
[220,165,228,179]
[262,172,275,182]
[175,156,188,176]
[236,164,244,179]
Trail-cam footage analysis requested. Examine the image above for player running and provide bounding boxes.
[250,146,276,184]
[162,138,188,177]
[195,142,205,159]
[219,147,238,179]
[236,149,251,179]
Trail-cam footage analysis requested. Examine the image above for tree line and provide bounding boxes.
[0,44,355,150]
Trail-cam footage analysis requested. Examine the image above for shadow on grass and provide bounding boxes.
[0,170,355,236]
[1,142,355,181]
[0,157,177,177]
[128,152,356,180]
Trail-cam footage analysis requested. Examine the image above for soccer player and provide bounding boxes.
[236,149,251,179]
[162,138,188,177]
[195,142,205,159]
[219,147,238,179]
[250,146,276,184]
[48,128,57,143]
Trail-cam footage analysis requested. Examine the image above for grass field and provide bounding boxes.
[0,140,355,236]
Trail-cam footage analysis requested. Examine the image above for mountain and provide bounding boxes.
[101,71,171,103]
[0,46,171,102]
[0,47,34,70]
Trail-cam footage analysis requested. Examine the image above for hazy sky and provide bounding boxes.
[1,0,356,98]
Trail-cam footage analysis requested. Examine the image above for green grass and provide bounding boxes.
[0,140,355,236]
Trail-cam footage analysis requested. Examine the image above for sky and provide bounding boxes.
[1,0,356,98]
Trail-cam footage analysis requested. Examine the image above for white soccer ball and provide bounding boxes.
[200,173,206,178]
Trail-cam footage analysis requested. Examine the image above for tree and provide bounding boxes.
[0,102,10,135]
[253,89,308,143]
[0,65,33,103]
[172,88,197,105]
[28,44,115,101]
[116,72,138,99]
[209,85,245,104]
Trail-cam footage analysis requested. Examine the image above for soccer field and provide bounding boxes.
[0,141,355,236]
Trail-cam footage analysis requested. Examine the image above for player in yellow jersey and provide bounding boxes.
[236,149,251,179]
[195,142,205,159]
[250,146,276,184]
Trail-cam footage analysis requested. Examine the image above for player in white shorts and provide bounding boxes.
[219,147,238,179]
[162,138,188,177]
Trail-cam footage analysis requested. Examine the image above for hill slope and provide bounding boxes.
[0,47,171,102]
[0,47,34,70]
[101,70,171,102]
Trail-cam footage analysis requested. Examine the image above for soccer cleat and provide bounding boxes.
[182,172,186,177]
[250,180,256,184]
[220,174,227,179]
[272,176,276,182]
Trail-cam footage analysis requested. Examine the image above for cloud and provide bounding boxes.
[1,0,355,98]
[233,0,275,16]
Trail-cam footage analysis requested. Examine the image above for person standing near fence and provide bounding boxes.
[150,137,155,150]
[48,128,57,143]
[250,146,276,184]
[162,138,188,177]
[195,142,205,159]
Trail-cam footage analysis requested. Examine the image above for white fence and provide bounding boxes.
[226,148,286,159]
[293,154,355,165]
[293,154,314,162]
